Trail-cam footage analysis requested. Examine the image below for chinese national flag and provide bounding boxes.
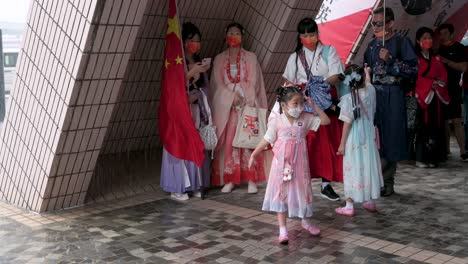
[158,0,205,167]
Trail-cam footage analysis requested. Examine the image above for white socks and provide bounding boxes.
[279,226,288,235]
[345,201,354,209]
[301,218,311,227]
[322,182,330,189]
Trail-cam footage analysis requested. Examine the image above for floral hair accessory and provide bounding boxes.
[343,71,362,87]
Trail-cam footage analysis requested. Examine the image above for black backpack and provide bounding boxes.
[400,0,432,15]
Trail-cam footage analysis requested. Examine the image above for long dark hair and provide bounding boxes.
[343,64,365,120]
[182,22,204,88]
[343,64,365,88]
[182,22,202,62]
[415,26,434,57]
[294,18,319,53]
[275,86,303,114]
[294,18,319,80]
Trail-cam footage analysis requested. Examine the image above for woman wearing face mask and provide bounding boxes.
[160,22,212,201]
[209,22,268,194]
[282,18,344,202]
[413,27,449,168]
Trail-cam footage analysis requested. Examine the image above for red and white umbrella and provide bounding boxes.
[316,0,378,63]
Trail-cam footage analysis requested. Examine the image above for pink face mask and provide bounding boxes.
[300,36,318,49]
[226,35,241,47]
[186,41,201,54]
[420,39,433,50]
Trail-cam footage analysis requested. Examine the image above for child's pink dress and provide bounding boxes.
[262,112,321,218]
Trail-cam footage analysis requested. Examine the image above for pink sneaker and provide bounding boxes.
[302,223,321,236]
[278,233,289,244]
[335,207,355,217]
[363,203,378,212]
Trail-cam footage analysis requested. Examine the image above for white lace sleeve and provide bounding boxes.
[338,94,354,124]
[264,113,279,144]
[326,46,344,78]
[282,53,298,83]
[305,114,321,132]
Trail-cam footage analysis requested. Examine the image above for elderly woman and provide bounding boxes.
[209,22,268,194]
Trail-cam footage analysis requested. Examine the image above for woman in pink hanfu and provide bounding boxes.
[209,22,268,193]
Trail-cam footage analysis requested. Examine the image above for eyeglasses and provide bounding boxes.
[371,20,391,27]
[227,31,242,36]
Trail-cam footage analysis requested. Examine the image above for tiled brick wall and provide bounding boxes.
[0,0,322,212]
[44,0,148,211]
[0,0,98,212]
[99,0,322,155]
[0,0,148,212]
[86,0,241,201]
[87,0,322,203]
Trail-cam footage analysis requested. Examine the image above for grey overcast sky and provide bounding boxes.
[0,0,31,23]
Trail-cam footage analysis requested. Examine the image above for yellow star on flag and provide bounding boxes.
[165,59,170,69]
[175,56,183,64]
[167,16,181,39]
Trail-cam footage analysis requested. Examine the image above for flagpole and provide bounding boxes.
[160,0,206,168]
[382,0,386,47]
[173,0,206,199]
[174,0,189,93]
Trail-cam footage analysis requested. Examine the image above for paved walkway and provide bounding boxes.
[0,154,467,264]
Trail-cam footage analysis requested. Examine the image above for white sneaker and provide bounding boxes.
[171,192,189,201]
[193,191,202,198]
[221,183,235,193]
[415,161,428,168]
[247,181,258,194]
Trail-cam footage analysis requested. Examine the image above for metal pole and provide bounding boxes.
[382,0,386,47]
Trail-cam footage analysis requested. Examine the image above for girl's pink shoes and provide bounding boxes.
[363,202,378,212]
[278,233,289,244]
[335,207,355,217]
[335,204,377,216]
[302,223,321,236]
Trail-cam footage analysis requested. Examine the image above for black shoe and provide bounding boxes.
[380,186,395,197]
[321,185,340,201]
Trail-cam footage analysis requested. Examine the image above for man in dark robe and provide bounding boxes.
[364,7,418,196]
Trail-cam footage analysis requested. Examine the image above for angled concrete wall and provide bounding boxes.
[0,0,322,212]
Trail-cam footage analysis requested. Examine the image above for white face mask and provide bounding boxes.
[287,107,303,118]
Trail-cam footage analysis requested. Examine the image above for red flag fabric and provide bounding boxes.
[158,0,205,167]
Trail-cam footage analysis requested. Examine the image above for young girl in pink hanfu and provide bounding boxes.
[335,65,384,216]
[249,86,330,244]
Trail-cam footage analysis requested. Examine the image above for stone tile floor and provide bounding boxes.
[0,154,467,263]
